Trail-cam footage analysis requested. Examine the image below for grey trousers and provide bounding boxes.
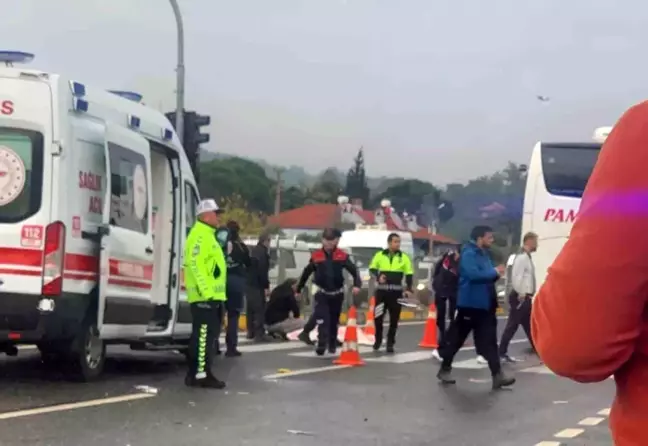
[267,318,306,336]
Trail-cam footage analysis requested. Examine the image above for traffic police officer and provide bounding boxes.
[296,228,362,356]
[184,199,227,389]
[369,233,414,353]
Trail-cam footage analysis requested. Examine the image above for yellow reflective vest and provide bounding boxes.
[184,221,227,303]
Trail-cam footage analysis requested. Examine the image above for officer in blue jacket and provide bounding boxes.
[436,225,516,390]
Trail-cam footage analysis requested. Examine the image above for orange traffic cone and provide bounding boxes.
[334,306,365,366]
[418,303,439,349]
[363,296,376,336]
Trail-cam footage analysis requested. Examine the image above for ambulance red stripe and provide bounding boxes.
[0,247,154,284]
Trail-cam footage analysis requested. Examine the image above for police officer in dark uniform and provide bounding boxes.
[298,230,344,348]
[216,220,251,357]
[296,228,362,355]
[369,233,414,353]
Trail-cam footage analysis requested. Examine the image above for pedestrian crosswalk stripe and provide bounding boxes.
[520,365,615,380]
[365,351,437,364]
[237,342,306,353]
[554,428,584,438]
[452,358,488,369]
[288,346,374,358]
[521,365,555,375]
[578,417,605,426]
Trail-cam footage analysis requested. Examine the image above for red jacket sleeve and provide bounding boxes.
[531,101,648,383]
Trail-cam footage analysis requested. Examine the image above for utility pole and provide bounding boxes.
[428,220,437,259]
[169,0,185,144]
[274,168,285,215]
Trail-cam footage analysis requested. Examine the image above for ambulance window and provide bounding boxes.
[0,129,44,223]
[107,143,149,234]
[184,183,198,235]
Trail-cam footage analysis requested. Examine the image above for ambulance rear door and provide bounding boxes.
[97,123,154,339]
[0,77,53,304]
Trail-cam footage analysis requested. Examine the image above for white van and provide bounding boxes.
[241,236,315,285]
[0,52,199,380]
[338,225,415,267]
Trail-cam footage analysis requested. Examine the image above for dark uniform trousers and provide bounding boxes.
[499,291,534,356]
[435,293,457,347]
[439,307,501,376]
[188,301,223,379]
[374,290,402,346]
[246,285,266,339]
[312,292,344,350]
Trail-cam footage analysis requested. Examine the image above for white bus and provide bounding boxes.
[521,127,610,288]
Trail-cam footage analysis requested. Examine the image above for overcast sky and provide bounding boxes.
[3,0,645,183]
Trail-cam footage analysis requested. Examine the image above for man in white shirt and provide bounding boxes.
[498,232,538,363]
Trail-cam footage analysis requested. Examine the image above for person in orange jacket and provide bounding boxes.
[531,101,648,446]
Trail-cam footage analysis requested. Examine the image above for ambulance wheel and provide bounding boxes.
[70,322,105,382]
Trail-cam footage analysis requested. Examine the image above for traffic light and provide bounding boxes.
[164,110,211,183]
[164,110,211,149]
[185,111,210,147]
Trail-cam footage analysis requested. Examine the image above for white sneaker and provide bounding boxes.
[476,355,487,365]
[432,349,442,361]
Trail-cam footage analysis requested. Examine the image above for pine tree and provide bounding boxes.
[344,147,370,204]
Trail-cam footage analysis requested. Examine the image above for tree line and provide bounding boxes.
[198,148,527,258]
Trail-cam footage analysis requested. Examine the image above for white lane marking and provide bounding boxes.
[238,342,308,353]
[520,365,614,380]
[263,364,352,379]
[534,442,562,446]
[364,338,529,367]
[288,346,374,358]
[554,428,584,439]
[598,408,611,416]
[451,358,487,369]
[0,393,154,421]
[521,365,555,375]
[578,417,605,426]
[264,336,530,378]
[366,351,437,364]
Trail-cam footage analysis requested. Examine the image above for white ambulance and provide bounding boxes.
[0,51,198,380]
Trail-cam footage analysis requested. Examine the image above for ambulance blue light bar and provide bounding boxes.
[128,115,141,129]
[74,98,89,113]
[0,51,35,66]
[109,91,143,103]
[69,81,86,97]
[162,128,173,141]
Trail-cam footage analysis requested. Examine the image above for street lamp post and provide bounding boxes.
[169,0,185,144]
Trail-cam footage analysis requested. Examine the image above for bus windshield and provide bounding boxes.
[541,143,601,198]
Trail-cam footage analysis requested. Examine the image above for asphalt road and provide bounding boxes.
[0,320,614,446]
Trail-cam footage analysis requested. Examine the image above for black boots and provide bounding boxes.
[491,371,516,390]
[298,331,315,346]
[185,374,226,389]
[436,367,456,384]
[436,367,515,390]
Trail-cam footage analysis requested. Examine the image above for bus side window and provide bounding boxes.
[184,183,198,236]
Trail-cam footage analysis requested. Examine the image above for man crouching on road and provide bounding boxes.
[184,199,227,389]
[265,278,304,340]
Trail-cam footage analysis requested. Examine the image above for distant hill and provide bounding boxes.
[198,149,407,194]
[200,149,353,189]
